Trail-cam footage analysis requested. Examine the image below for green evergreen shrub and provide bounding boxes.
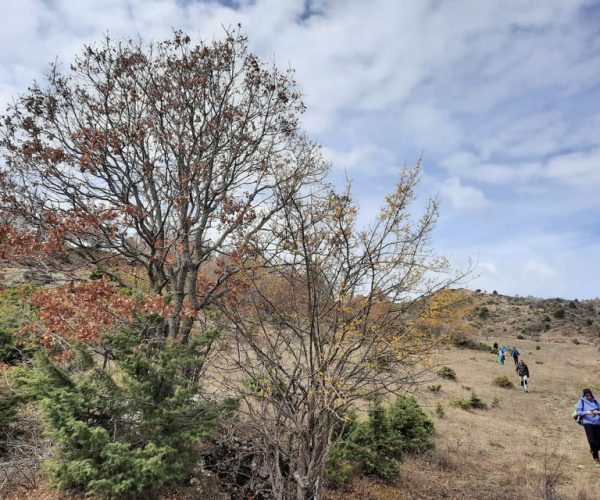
[325,396,434,489]
[437,366,456,380]
[478,306,490,319]
[18,320,236,497]
[435,402,445,418]
[451,397,471,410]
[452,393,487,411]
[0,285,36,364]
[553,308,565,319]
[468,393,487,409]
[88,268,106,280]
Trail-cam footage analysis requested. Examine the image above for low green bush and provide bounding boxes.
[325,396,434,489]
[435,403,445,418]
[437,366,456,380]
[451,393,487,411]
[17,320,236,497]
[427,384,441,393]
[0,285,37,364]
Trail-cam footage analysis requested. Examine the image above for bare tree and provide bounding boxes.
[215,163,465,499]
[0,30,327,340]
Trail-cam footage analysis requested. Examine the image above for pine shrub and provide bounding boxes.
[437,366,456,380]
[0,285,37,364]
[452,393,487,411]
[18,320,236,497]
[325,396,434,489]
[435,402,445,418]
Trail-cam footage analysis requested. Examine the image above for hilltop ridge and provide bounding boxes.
[453,288,600,345]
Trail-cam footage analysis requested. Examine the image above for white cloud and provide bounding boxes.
[322,143,390,171]
[479,261,498,276]
[396,102,461,155]
[545,148,600,186]
[439,177,489,211]
[522,260,555,278]
[440,153,543,185]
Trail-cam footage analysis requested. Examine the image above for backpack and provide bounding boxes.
[572,400,584,425]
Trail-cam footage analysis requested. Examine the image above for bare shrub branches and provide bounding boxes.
[0,412,49,496]
[214,162,466,498]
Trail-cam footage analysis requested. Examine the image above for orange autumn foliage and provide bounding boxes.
[26,280,178,347]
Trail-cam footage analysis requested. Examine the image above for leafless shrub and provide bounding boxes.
[203,419,277,499]
[525,446,566,500]
[216,164,469,498]
[0,411,50,496]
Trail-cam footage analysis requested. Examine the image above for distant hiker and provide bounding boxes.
[501,345,508,355]
[515,360,529,392]
[511,347,519,365]
[498,350,505,365]
[575,388,600,467]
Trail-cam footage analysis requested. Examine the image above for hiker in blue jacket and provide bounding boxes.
[576,388,600,466]
[511,347,519,366]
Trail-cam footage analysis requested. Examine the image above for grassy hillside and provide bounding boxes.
[469,289,600,341]
[3,281,600,499]
[327,292,600,499]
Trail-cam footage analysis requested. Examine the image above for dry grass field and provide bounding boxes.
[329,332,600,499]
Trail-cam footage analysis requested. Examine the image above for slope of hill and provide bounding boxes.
[468,289,600,342]
[326,291,600,499]
[3,275,600,499]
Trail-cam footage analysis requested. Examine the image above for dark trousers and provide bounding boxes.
[583,424,600,460]
[513,355,518,365]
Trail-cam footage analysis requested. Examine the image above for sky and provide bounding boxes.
[1,0,599,299]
